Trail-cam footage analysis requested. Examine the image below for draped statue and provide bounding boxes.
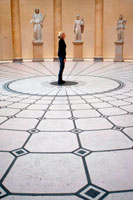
[30,8,46,42]
[117,14,127,42]
[73,14,84,41]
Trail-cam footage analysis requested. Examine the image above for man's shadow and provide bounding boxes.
[50,81,78,86]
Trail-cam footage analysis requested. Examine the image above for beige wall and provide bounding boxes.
[103,0,133,59]
[62,0,95,58]
[0,0,13,60]
[0,0,133,60]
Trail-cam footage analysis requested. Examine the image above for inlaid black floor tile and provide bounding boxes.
[73,148,91,157]
[113,125,124,131]
[78,185,106,200]
[27,128,40,134]
[70,128,83,134]
[69,117,78,120]
[11,148,28,157]
[0,186,7,198]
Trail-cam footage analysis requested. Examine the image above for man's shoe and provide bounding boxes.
[58,80,65,85]
[61,80,65,84]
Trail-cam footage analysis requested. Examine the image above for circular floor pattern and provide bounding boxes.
[3,75,124,96]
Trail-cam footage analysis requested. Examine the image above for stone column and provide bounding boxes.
[94,0,103,61]
[10,0,23,62]
[54,0,62,60]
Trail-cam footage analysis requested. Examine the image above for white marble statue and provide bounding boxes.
[73,14,84,41]
[30,8,46,42]
[117,14,127,42]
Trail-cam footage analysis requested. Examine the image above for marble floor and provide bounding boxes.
[0,61,133,200]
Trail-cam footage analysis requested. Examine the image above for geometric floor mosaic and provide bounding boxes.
[0,61,133,199]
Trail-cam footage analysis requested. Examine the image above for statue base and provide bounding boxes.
[114,41,124,62]
[94,57,103,62]
[32,41,44,62]
[53,57,59,61]
[13,58,23,63]
[73,41,84,61]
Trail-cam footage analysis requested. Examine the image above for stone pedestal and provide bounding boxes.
[32,41,44,62]
[114,41,124,62]
[13,58,23,63]
[94,57,103,62]
[73,41,84,61]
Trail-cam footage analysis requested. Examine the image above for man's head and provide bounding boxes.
[58,31,66,39]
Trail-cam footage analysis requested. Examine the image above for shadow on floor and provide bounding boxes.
[50,81,78,86]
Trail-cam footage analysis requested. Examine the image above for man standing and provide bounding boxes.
[58,31,66,85]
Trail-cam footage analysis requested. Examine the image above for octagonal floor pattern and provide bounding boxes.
[0,61,133,200]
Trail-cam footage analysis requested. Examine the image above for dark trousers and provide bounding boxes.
[58,57,65,82]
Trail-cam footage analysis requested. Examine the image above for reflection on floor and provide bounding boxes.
[0,61,133,200]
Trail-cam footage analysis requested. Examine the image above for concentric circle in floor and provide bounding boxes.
[3,75,124,96]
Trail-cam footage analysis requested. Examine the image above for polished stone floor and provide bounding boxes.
[0,61,133,200]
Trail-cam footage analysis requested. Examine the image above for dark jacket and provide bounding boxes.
[58,38,66,59]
